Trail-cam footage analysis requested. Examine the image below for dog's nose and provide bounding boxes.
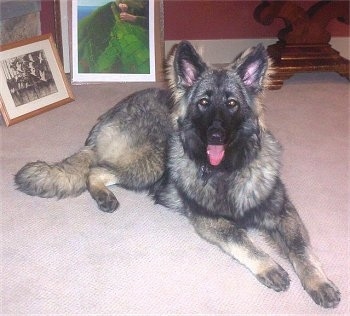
[207,121,225,145]
[209,132,223,144]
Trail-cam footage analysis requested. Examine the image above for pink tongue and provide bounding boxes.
[207,145,225,166]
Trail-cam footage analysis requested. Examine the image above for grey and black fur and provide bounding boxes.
[15,41,340,308]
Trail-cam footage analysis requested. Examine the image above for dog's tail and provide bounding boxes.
[14,147,96,199]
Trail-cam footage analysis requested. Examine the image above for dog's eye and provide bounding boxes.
[198,98,210,108]
[227,99,238,109]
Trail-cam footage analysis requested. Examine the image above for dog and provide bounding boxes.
[15,41,340,308]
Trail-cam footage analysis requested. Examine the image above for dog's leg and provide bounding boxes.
[190,214,290,292]
[87,166,119,212]
[271,199,341,308]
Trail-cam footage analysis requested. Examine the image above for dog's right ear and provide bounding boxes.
[173,41,207,88]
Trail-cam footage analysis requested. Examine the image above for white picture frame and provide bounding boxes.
[71,0,157,83]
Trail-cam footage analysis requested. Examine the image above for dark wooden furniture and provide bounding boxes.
[254,1,349,89]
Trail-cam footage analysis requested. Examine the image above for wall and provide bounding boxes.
[163,1,349,63]
[38,1,349,67]
[163,0,349,40]
[40,0,55,36]
[0,1,41,45]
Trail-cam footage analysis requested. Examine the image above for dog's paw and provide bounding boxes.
[306,281,341,308]
[256,265,290,292]
[94,190,119,213]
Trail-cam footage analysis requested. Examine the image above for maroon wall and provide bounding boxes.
[163,0,349,40]
[40,0,55,35]
[40,1,349,41]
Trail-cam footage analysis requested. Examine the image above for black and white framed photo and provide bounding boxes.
[71,0,162,83]
[0,34,74,126]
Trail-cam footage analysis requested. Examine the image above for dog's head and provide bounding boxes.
[168,41,270,168]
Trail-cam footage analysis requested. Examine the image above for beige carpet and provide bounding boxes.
[1,73,349,314]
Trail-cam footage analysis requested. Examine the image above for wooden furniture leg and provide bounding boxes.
[254,1,349,90]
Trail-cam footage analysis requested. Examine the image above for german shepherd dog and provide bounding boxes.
[15,41,340,308]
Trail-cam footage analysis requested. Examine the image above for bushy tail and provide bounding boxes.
[14,147,96,199]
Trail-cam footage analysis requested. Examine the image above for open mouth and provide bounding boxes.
[206,144,225,166]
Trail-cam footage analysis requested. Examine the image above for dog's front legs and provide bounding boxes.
[190,214,290,292]
[271,199,341,308]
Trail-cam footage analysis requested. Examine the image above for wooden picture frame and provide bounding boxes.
[71,0,164,83]
[0,34,74,126]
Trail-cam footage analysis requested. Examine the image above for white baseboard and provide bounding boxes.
[330,37,349,60]
[165,38,349,64]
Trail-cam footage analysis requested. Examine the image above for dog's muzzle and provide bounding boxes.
[206,121,226,166]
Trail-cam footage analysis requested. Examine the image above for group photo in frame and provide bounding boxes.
[71,0,160,83]
[0,34,74,126]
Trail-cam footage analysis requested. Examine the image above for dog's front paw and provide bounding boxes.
[256,264,290,292]
[306,281,341,308]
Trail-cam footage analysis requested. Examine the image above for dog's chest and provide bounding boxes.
[201,171,238,216]
[175,161,272,219]
[178,165,238,218]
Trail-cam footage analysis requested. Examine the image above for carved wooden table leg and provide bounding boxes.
[254,1,349,90]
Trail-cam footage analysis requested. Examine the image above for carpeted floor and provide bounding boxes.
[1,72,349,314]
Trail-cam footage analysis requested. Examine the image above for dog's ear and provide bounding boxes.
[233,44,269,93]
[173,41,207,88]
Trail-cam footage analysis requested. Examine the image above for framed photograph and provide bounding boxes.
[71,0,163,83]
[0,34,74,126]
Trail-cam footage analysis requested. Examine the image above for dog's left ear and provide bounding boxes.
[233,44,269,93]
[173,41,207,88]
